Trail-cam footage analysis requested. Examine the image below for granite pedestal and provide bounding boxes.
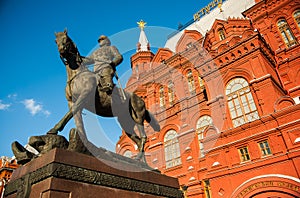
[4,148,183,198]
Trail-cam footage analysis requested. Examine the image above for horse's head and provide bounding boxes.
[55,29,71,55]
[55,29,82,69]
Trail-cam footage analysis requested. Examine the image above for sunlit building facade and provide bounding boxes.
[117,0,300,197]
[0,156,18,198]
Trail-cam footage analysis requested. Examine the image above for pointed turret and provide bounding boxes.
[130,20,154,77]
[137,20,150,51]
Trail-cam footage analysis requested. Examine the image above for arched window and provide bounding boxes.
[199,75,208,100]
[168,81,175,105]
[123,150,132,158]
[164,130,181,168]
[198,75,205,89]
[218,28,226,40]
[187,70,195,94]
[226,78,259,127]
[196,115,213,157]
[294,10,300,28]
[159,86,165,107]
[277,19,297,47]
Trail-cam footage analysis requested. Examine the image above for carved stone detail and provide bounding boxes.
[5,162,183,198]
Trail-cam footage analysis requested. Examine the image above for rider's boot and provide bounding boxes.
[98,75,114,94]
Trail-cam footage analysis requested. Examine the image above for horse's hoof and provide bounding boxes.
[135,152,145,161]
[47,129,58,135]
[135,154,141,160]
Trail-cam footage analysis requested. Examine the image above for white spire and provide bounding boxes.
[137,20,150,52]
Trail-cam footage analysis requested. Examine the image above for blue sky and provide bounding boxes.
[0,0,210,157]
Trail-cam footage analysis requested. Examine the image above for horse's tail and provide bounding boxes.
[145,110,160,132]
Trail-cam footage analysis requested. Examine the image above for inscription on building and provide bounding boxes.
[236,181,300,198]
[193,0,224,21]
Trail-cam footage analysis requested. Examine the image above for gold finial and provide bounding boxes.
[137,20,147,30]
[218,2,223,12]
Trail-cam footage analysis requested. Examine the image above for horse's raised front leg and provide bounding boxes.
[47,109,73,135]
[47,94,88,135]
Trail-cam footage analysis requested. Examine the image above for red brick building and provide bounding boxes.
[117,0,300,197]
[0,156,18,197]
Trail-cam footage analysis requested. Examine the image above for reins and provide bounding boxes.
[58,36,89,88]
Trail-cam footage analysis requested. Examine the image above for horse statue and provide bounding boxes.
[47,29,160,161]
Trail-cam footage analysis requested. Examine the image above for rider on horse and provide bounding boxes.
[83,35,123,94]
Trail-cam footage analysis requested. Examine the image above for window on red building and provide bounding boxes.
[294,10,300,28]
[238,147,251,162]
[186,42,193,49]
[135,64,139,75]
[204,179,212,198]
[218,28,226,41]
[196,115,213,157]
[159,86,165,107]
[187,70,195,95]
[277,18,297,47]
[168,81,175,105]
[226,78,259,127]
[164,130,182,168]
[198,75,205,89]
[258,140,272,156]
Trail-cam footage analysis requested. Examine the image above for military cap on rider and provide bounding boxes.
[98,35,107,43]
[97,35,111,47]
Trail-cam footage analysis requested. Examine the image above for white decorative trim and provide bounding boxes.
[189,177,196,181]
[249,74,271,84]
[212,161,220,167]
[294,137,300,144]
[293,96,300,105]
[148,142,163,149]
[186,156,193,160]
[151,137,157,140]
[185,146,191,151]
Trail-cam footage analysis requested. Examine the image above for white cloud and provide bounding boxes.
[22,99,51,116]
[43,110,51,117]
[23,99,42,115]
[0,100,11,110]
[8,93,17,100]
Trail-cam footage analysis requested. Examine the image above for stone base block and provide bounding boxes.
[4,148,183,198]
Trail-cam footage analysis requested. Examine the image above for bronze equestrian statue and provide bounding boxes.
[12,30,160,165]
[45,29,160,161]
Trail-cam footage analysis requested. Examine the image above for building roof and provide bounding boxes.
[164,0,256,52]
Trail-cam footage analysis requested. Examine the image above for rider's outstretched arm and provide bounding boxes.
[81,56,95,66]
